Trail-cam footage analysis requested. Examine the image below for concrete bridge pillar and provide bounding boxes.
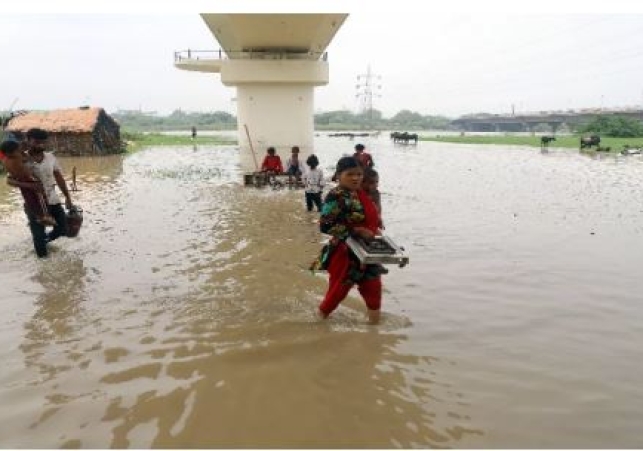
[220,59,328,169]
[174,14,348,172]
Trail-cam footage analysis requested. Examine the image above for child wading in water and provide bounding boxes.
[311,156,384,324]
[362,167,388,275]
[0,139,56,226]
[362,167,383,228]
[302,154,324,212]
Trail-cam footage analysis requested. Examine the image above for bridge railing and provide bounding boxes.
[174,49,328,62]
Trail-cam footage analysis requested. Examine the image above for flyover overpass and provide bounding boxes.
[451,109,643,133]
[174,14,348,170]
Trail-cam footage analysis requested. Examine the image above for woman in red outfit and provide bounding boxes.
[311,156,383,324]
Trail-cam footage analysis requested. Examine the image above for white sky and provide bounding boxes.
[2,1,643,118]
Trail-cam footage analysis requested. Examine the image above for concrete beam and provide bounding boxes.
[221,60,328,86]
[200,14,348,57]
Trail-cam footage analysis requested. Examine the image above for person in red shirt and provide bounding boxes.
[353,143,374,168]
[258,146,283,187]
[260,146,283,174]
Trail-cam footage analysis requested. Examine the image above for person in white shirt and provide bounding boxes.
[302,154,324,212]
[7,128,73,258]
[285,145,303,186]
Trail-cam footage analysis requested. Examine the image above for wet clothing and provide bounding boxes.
[22,152,68,257]
[24,152,62,205]
[261,154,283,173]
[20,186,50,220]
[305,192,322,212]
[312,187,382,315]
[303,167,324,212]
[319,245,382,314]
[25,203,68,258]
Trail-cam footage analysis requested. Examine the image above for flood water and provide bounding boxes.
[1,136,642,447]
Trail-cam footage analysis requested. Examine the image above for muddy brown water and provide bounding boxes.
[1,137,642,447]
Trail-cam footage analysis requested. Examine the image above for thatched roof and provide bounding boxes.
[5,107,111,133]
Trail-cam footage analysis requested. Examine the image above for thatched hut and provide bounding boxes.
[4,107,122,156]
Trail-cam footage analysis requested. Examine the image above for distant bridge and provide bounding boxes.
[451,109,643,133]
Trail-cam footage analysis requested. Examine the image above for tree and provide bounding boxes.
[390,110,425,129]
[581,115,643,137]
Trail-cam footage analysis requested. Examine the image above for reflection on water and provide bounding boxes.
[1,137,642,447]
[23,252,88,370]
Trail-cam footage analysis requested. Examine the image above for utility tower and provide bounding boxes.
[355,65,381,130]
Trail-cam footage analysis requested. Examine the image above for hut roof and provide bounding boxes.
[5,107,106,133]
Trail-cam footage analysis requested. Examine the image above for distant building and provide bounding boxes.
[5,106,122,156]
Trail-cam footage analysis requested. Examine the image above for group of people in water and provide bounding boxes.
[257,142,386,324]
[0,128,74,258]
[259,145,325,211]
[2,132,390,325]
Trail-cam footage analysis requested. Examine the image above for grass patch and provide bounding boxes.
[123,131,237,152]
[419,135,643,152]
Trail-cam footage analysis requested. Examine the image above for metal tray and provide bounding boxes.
[346,235,409,267]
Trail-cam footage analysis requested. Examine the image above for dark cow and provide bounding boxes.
[391,131,418,145]
[580,135,601,149]
[540,136,556,149]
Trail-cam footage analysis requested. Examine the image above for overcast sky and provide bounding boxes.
[2,1,643,118]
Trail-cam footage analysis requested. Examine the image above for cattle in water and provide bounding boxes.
[540,135,556,149]
[580,135,601,149]
[390,131,418,145]
[328,132,370,139]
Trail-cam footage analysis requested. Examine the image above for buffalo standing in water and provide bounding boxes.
[580,135,601,149]
[541,136,556,149]
[390,131,418,144]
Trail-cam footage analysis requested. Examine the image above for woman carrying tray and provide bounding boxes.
[310,156,384,325]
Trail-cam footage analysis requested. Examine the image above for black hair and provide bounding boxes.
[335,156,361,177]
[363,167,379,181]
[306,154,319,168]
[0,139,20,155]
[26,128,48,141]
[291,146,300,153]
[354,143,365,151]
[267,146,276,155]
